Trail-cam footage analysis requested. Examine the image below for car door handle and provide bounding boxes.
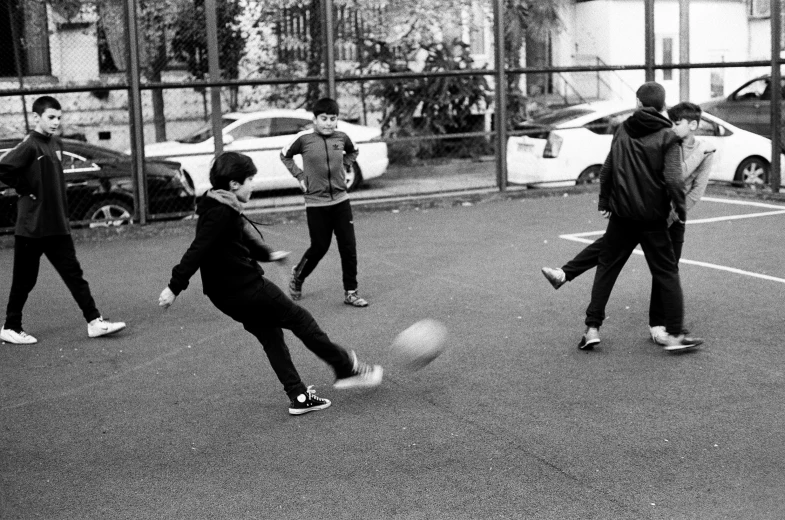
[753,103,761,109]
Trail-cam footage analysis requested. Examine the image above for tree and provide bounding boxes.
[171,0,246,112]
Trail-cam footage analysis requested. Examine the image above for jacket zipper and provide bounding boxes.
[322,135,334,200]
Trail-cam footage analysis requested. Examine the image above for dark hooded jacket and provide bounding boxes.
[167,190,275,300]
[598,108,686,222]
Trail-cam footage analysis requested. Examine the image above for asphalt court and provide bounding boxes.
[1,190,784,519]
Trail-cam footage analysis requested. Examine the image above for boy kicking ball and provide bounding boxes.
[158,152,382,416]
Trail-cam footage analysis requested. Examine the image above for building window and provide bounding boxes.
[662,37,673,80]
[0,0,50,77]
[749,0,770,19]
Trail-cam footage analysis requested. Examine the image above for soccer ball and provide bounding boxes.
[390,319,448,371]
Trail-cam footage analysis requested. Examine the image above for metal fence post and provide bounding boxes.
[323,0,337,99]
[771,0,781,192]
[679,0,690,101]
[645,0,655,82]
[124,0,148,225]
[205,0,224,155]
[493,0,507,191]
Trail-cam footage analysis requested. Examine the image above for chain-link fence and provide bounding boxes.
[1,0,783,233]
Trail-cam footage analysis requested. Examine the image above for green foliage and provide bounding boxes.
[171,0,246,81]
[368,41,491,161]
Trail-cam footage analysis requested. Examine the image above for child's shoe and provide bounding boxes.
[289,267,303,300]
[288,385,331,415]
[334,351,383,389]
[0,326,38,344]
[88,317,126,338]
[578,327,600,350]
[661,334,704,352]
[541,267,567,290]
[344,290,368,307]
[649,325,668,345]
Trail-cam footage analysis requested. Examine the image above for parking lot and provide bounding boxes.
[2,185,784,519]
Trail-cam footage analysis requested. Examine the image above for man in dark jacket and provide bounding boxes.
[159,152,382,416]
[579,82,703,352]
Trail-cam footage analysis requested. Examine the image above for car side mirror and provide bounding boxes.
[223,134,235,145]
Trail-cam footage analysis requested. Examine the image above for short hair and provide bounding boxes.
[209,152,257,190]
[636,82,666,112]
[667,102,702,123]
[312,98,340,117]
[32,96,61,115]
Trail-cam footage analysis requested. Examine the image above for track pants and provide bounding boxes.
[293,200,358,291]
[211,277,355,400]
[4,234,100,330]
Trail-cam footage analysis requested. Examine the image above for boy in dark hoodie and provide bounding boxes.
[574,82,703,352]
[158,152,382,416]
[0,95,125,345]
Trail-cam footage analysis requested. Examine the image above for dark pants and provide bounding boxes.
[293,200,358,291]
[210,277,354,400]
[585,215,685,335]
[564,221,686,328]
[4,234,100,330]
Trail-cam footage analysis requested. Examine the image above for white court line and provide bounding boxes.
[559,198,785,285]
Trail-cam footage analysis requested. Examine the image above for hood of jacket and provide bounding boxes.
[623,107,673,139]
[197,189,243,216]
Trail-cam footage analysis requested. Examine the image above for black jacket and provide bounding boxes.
[0,131,70,237]
[168,193,275,300]
[598,108,686,222]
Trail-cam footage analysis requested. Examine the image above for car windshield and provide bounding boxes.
[176,117,237,143]
[530,108,597,127]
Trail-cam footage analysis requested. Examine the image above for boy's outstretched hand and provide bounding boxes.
[158,287,176,308]
[269,250,290,263]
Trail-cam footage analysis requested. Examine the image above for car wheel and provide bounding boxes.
[577,165,602,184]
[734,157,769,188]
[346,163,363,192]
[84,198,134,228]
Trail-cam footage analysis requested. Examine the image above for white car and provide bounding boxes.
[507,101,781,188]
[143,109,389,195]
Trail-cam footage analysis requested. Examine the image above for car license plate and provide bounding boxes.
[517,142,534,152]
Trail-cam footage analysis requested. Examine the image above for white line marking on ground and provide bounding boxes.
[558,197,785,284]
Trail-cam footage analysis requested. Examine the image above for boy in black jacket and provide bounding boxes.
[159,152,382,416]
[280,97,368,307]
[0,96,125,344]
[578,83,703,352]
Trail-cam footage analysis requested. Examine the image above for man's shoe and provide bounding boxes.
[650,325,668,345]
[661,334,704,352]
[334,351,383,389]
[88,317,126,338]
[344,291,369,307]
[289,267,303,300]
[541,267,567,290]
[0,326,38,345]
[288,385,331,415]
[578,327,600,350]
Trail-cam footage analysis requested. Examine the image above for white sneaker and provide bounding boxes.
[334,351,383,389]
[88,317,126,338]
[0,326,38,344]
[650,325,668,345]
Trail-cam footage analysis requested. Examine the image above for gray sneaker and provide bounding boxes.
[334,351,383,389]
[541,267,567,290]
[661,334,704,352]
[289,267,303,300]
[578,327,600,350]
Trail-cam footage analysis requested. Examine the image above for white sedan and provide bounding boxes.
[143,109,389,195]
[507,101,781,188]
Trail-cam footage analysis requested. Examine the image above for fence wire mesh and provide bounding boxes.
[0,0,783,233]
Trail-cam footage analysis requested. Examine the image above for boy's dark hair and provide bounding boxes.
[32,96,61,115]
[312,98,340,117]
[636,82,666,112]
[667,102,702,123]
[209,152,257,190]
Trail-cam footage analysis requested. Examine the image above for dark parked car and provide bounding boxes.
[701,74,785,139]
[0,138,195,228]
